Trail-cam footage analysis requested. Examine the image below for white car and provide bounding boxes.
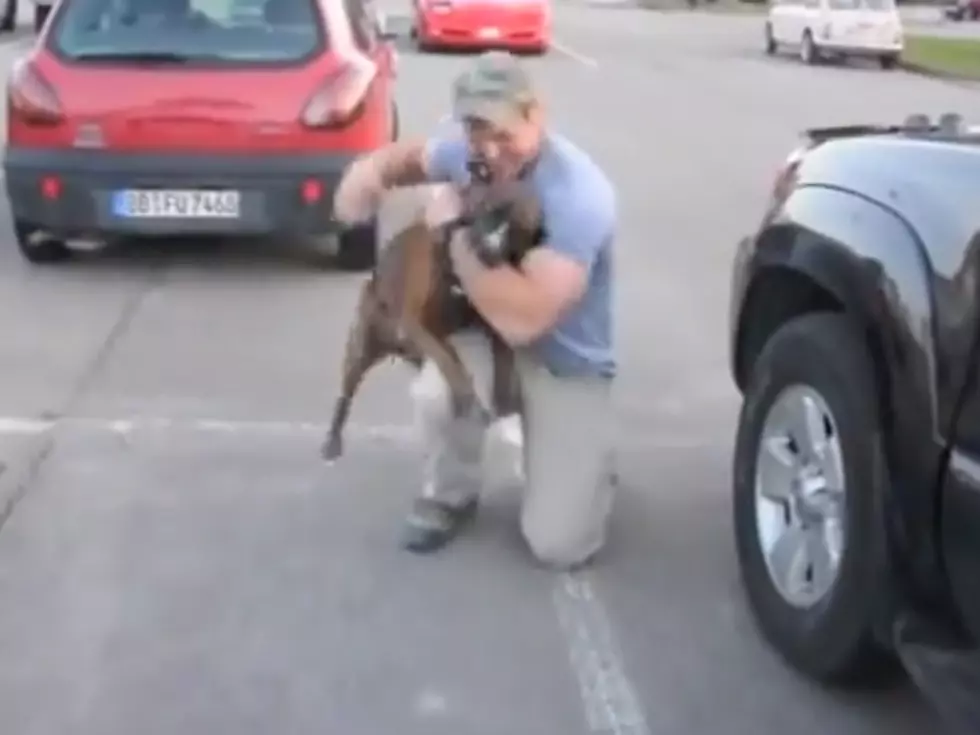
[764,0,904,69]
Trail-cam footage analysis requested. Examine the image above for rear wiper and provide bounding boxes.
[71,51,195,63]
[804,113,966,145]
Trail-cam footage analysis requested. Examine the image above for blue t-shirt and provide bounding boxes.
[425,131,616,378]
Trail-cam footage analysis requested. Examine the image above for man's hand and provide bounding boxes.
[334,140,433,225]
[423,184,465,229]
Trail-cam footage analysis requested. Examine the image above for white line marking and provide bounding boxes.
[0,415,530,453]
[553,570,650,734]
[0,417,51,434]
[0,414,720,450]
[552,39,599,67]
[0,415,419,441]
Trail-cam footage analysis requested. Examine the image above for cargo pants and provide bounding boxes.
[409,330,618,569]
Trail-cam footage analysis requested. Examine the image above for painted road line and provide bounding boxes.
[0,413,723,451]
[553,569,651,735]
[553,38,600,67]
[0,415,527,460]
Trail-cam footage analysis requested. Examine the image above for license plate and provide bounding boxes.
[111,189,240,219]
[478,27,501,38]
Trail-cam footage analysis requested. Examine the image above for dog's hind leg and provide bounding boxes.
[489,332,521,419]
[402,320,489,422]
[322,292,389,462]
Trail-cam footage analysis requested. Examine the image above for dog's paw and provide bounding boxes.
[453,395,492,426]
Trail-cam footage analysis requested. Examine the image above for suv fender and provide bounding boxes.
[731,185,947,605]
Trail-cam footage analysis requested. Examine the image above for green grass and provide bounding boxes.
[903,35,980,79]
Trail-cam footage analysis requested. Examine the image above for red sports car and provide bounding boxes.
[3,0,400,270]
[412,0,551,54]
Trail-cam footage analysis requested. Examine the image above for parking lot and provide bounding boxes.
[0,4,978,734]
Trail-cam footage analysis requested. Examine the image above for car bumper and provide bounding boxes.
[421,24,547,50]
[820,41,903,56]
[2,147,360,239]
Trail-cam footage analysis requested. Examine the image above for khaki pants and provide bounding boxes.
[409,330,617,569]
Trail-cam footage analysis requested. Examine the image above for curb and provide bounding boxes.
[899,59,980,84]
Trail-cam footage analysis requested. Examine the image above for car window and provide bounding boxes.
[828,0,894,9]
[49,0,327,64]
[860,0,895,9]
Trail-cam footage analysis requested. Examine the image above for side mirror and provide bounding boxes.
[377,11,413,40]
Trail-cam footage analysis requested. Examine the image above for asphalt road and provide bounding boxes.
[0,6,979,735]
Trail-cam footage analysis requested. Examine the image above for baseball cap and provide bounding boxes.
[451,51,536,128]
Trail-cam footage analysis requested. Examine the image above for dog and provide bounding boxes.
[320,177,544,462]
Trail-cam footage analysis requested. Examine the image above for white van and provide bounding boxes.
[765,0,904,69]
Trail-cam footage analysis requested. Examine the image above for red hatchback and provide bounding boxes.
[412,0,551,54]
[3,0,399,269]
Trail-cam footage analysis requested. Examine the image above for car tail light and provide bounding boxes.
[41,175,61,200]
[7,58,63,125]
[771,147,805,203]
[300,178,323,204]
[300,55,377,129]
[761,146,808,226]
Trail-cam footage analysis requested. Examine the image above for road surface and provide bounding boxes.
[0,6,976,735]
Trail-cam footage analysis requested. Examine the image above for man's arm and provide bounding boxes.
[449,186,614,346]
[334,135,466,224]
[360,136,466,189]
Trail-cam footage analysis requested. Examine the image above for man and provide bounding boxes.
[332,51,617,570]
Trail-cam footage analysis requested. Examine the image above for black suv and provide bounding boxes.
[728,113,980,733]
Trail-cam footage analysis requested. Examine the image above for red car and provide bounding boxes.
[3,0,400,270]
[412,0,551,54]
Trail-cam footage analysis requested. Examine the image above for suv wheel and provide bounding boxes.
[800,30,818,65]
[14,221,72,264]
[0,0,17,32]
[335,221,378,272]
[733,312,895,685]
[34,2,50,32]
[764,22,777,55]
[879,53,898,70]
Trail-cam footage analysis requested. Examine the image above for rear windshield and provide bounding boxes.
[49,0,326,65]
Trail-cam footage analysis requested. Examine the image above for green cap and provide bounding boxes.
[451,51,536,128]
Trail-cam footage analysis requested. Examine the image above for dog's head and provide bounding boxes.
[460,180,544,267]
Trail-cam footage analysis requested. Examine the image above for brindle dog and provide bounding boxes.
[321,179,544,461]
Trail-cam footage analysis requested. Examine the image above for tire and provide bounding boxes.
[764,22,777,55]
[34,2,50,33]
[335,221,378,272]
[0,0,17,32]
[14,221,72,264]
[879,54,897,70]
[800,30,818,65]
[732,312,896,686]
